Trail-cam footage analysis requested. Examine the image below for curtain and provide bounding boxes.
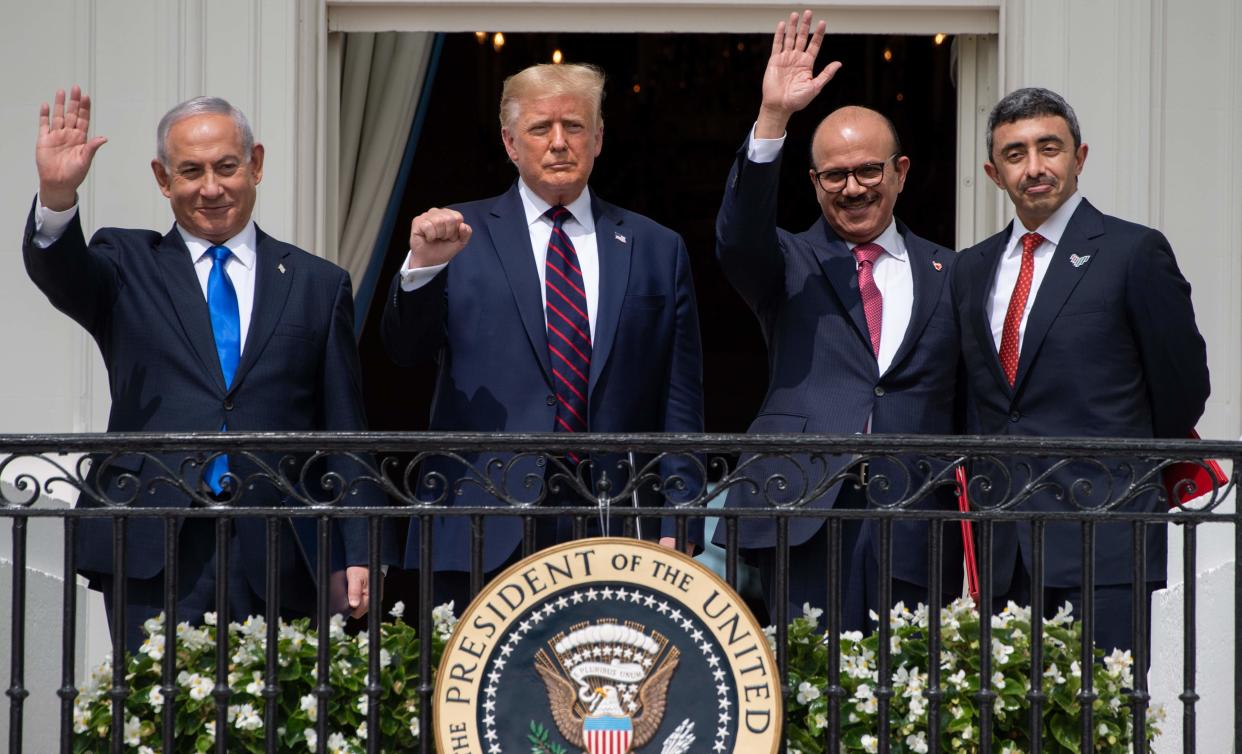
[336,31,436,324]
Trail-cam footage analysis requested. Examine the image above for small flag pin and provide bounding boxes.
[932,260,943,271]
[277,263,286,274]
[614,232,627,244]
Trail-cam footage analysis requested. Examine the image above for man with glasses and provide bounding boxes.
[715,11,962,630]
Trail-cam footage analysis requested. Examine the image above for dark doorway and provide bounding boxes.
[358,31,957,433]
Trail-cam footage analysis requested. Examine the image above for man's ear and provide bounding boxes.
[250,143,265,184]
[983,160,1003,190]
[151,159,173,199]
[500,127,518,162]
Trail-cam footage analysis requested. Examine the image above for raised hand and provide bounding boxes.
[408,207,473,268]
[36,86,108,211]
[756,10,842,138]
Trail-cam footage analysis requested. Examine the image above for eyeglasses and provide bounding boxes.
[813,153,900,193]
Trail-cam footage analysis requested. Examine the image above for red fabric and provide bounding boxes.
[998,232,1045,385]
[853,243,885,358]
[1163,430,1228,506]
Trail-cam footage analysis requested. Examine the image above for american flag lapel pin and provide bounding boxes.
[614,231,627,244]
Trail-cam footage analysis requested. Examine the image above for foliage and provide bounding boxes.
[777,598,1164,754]
[71,600,455,754]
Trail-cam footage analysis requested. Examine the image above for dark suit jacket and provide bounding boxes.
[714,143,963,590]
[23,202,387,603]
[382,183,705,573]
[952,199,1210,590]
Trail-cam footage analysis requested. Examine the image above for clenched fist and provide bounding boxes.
[408,207,473,268]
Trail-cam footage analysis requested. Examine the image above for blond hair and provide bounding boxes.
[498,63,605,129]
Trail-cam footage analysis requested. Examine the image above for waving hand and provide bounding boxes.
[36,86,107,211]
[756,10,842,139]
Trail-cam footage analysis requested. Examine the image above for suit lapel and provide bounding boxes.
[154,228,227,393]
[969,228,1013,394]
[588,196,630,397]
[811,219,873,354]
[231,227,293,391]
[1011,201,1103,392]
[885,227,947,376]
[486,186,552,383]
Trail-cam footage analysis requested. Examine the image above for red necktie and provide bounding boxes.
[544,206,592,450]
[998,231,1045,386]
[853,243,885,358]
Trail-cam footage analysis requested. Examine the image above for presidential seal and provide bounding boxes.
[434,538,781,754]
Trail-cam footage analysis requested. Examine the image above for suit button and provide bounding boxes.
[224,398,234,411]
[546,394,557,406]
[874,386,885,397]
[1009,410,1020,422]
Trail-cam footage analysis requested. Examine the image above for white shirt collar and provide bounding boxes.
[180,220,257,270]
[517,180,596,233]
[845,219,906,263]
[1005,191,1083,257]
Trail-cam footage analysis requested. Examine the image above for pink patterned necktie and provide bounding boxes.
[853,243,885,358]
[998,231,1046,386]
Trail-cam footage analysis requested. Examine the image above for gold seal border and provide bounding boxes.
[433,537,783,754]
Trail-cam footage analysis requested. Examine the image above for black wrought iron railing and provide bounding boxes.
[0,432,1235,754]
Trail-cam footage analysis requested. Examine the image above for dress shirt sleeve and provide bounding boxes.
[398,250,448,291]
[32,195,80,249]
[746,122,786,164]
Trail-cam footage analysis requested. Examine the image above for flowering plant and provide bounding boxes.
[72,601,455,754]
[779,598,1163,754]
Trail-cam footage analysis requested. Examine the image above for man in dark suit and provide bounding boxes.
[715,12,962,630]
[382,63,704,602]
[25,87,383,648]
[952,87,1209,653]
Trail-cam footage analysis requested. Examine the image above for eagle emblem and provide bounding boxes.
[534,620,680,754]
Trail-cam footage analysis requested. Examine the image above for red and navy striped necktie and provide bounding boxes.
[544,206,592,442]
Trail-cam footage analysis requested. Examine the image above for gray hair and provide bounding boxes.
[156,96,254,167]
[986,87,1081,162]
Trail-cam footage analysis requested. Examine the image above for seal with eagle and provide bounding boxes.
[533,620,680,754]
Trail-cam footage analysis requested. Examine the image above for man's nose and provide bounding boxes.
[549,124,568,150]
[841,172,867,197]
[201,171,224,196]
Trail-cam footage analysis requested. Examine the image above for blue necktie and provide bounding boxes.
[205,245,240,493]
[544,206,592,463]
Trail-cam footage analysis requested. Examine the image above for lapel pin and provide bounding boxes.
[1069,253,1091,268]
[932,260,943,271]
[277,263,286,274]
[614,232,627,244]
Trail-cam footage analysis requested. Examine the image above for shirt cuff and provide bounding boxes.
[398,252,448,292]
[32,194,79,249]
[746,122,786,164]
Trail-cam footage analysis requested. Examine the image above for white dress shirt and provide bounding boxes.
[747,125,914,374]
[398,181,601,339]
[986,192,1084,351]
[34,196,259,351]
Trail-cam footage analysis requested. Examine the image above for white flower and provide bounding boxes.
[205,720,216,741]
[329,613,347,641]
[203,611,217,626]
[409,716,420,738]
[762,624,777,650]
[839,630,864,643]
[389,601,406,619]
[380,648,392,669]
[138,746,156,754]
[801,602,824,624]
[357,694,369,715]
[358,721,368,740]
[139,633,165,661]
[148,686,164,709]
[245,671,264,697]
[300,693,318,722]
[433,601,459,638]
[1103,649,1135,683]
[992,671,1006,689]
[890,634,902,654]
[304,727,317,750]
[1070,661,1082,678]
[992,637,1015,665]
[327,731,349,753]
[860,733,879,753]
[795,681,821,704]
[184,673,213,702]
[905,731,929,753]
[233,703,263,731]
[947,669,967,688]
[809,712,827,731]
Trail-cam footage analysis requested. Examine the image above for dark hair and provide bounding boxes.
[986,87,1081,162]
[808,106,903,168]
